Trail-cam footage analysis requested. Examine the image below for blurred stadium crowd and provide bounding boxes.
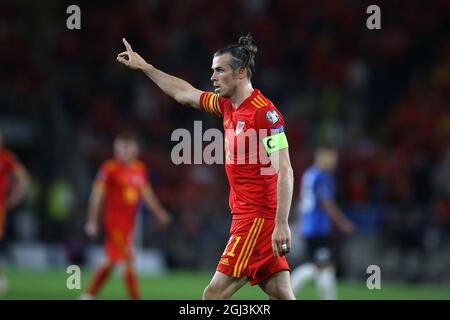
[0,0,449,283]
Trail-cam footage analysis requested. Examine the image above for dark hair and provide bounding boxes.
[115,132,139,145]
[315,143,339,157]
[214,33,258,80]
[316,142,337,151]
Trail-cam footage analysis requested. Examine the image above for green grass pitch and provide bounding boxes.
[1,268,450,300]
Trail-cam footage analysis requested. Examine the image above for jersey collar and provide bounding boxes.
[233,89,260,111]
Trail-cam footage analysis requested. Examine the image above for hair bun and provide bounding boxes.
[238,33,258,57]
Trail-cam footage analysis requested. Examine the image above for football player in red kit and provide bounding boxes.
[117,34,295,300]
[82,133,171,299]
[0,130,30,295]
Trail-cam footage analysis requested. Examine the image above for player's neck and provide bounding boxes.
[230,83,254,109]
[118,159,134,166]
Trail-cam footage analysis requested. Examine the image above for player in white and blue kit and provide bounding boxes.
[291,146,355,300]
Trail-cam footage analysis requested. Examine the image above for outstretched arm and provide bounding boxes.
[117,38,203,109]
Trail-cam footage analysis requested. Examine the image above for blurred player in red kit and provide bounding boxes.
[117,34,296,299]
[81,133,171,300]
[0,130,30,295]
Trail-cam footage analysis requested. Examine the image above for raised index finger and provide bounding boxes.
[122,38,133,52]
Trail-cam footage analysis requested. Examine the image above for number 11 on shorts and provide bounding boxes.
[223,236,241,257]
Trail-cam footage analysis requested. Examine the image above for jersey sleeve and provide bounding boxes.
[93,163,113,192]
[255,106,288,155]
[315,174,334,201]
[1,151,19,173]
[254,105,286,131]
[199,92,227,117]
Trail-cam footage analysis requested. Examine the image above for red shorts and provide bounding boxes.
[104,228,134,263]
[216,217,290,286]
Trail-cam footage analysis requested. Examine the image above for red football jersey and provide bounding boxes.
[94,159,149,232]
[0,149,18,207]
[200,89,287,219]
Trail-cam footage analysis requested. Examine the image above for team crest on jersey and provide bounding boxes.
[235,121,245,135]
[266,110,280,124]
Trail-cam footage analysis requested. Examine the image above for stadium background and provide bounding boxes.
[1,0,450,299]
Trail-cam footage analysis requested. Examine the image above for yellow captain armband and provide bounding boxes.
[262,132,289,156]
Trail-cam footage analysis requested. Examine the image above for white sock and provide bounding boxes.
[316,266,337,300]
[79,293,94,300]
[291,263,317,294]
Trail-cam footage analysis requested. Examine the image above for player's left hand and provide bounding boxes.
[85,221,99,239]
[272,222,291,257]
[156,210,172,228]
